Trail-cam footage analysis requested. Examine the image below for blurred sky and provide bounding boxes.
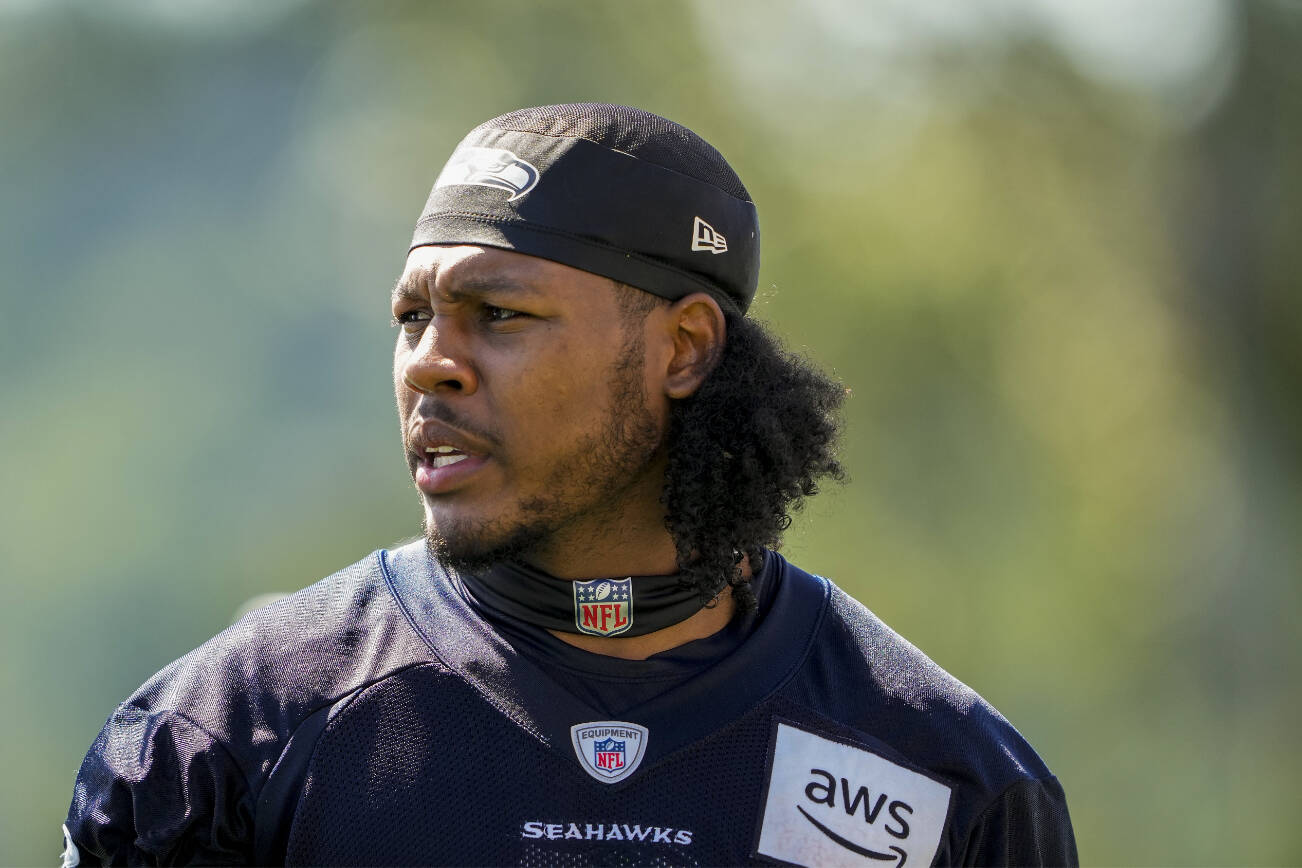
[2,1,1299,864]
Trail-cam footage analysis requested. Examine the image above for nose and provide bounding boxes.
[400,316,479,395]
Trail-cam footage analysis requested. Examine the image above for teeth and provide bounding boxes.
[424,446,469,470]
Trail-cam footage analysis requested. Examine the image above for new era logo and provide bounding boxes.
[691,216,728,254]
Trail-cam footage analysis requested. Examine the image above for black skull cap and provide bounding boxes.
[410,104,760,315]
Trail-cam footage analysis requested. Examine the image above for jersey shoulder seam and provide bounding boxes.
[118,704,258,802]
[378,548,548,743]
[963,772,1064,844]
[771,569,834,698]
[245,659,443,806]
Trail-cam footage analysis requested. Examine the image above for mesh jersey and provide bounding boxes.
[66,545,1077,866]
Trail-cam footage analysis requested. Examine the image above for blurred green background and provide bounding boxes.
[2,0,1299,863]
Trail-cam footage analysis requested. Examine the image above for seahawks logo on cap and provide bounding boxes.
[434,146,540,201]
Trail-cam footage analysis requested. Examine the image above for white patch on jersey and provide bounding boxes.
[691,216,728,254]
[755,723,951,868]
[60,824,80,868]
[570,721,648,784]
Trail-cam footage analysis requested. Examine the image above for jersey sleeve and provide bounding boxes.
[957,776,1079,866]
[65,705,255,865]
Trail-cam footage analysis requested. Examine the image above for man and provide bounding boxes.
[65,104,1077,865]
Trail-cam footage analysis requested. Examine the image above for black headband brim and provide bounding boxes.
[411,130,759,315]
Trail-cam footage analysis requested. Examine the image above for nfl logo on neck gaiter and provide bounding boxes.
[573,578,633,637]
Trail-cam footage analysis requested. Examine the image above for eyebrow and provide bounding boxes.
[390,271,544,305]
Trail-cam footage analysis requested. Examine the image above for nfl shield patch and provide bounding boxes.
[570,721,649,784]
[573,577,633,636]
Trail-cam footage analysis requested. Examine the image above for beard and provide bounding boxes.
[424,338,664,575]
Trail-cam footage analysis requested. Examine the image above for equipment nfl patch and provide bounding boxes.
[755,722,952,868]
[573,577,633,636]
[570,721,648,784]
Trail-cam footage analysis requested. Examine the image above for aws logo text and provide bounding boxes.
[799,768,911,862]
[803,768,913,839]
[756,723,951,868]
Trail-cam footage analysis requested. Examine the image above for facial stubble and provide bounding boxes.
[423,330,663,575]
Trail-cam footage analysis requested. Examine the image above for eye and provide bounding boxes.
[391,310,431,332]
[483,304,524,323]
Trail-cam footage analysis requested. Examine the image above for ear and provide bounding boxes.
[661,293,727,400]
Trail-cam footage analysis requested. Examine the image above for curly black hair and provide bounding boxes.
[659,313,847,614]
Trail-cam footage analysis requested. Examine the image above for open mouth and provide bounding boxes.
[414,442,487,494]
[407,416,491,494]
[425,445,471,469]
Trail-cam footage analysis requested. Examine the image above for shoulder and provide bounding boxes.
[769,559,1077,863]
[124,547,432,759]
[66,546,442,862]
[776,558,1056,788]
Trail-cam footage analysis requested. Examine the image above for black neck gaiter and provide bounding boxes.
[459,560,706,638]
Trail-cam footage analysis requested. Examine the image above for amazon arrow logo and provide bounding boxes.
[797,768,914,864]
[797,805,908,865]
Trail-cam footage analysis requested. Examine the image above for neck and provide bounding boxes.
[501,464,746,659]
[546,554,753,661]
[524,527,679,580]
[547,591,736,660]
[523,455,677,579]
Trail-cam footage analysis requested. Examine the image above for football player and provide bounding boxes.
[65,104,1078,866]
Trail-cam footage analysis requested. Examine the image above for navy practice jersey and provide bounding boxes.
[66,544,1077,866]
